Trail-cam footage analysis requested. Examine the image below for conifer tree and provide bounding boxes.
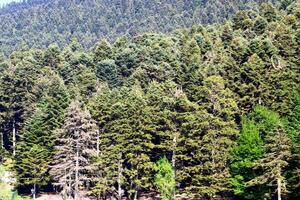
[247,125,291,200]
[100,85,156,199]
[15,106,51,197]
[191,75,239,198]
[51,99,98,200]
[44,44,62,71]
[14,70,69,193]
[92,39,112,63]
[286,88,300,199]
[0,58,41,156]
[145,80,187,191]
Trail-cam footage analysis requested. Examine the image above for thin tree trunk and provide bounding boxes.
[277,177,281,200]
[33,183,36,200]
[12,118,16,156]
[133,190,138,200]
[75,140,79,200]
[0,130,3,150]
[172,134,176,170]
[117,157,122,200]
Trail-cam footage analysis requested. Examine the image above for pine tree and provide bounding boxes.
[145,80,188,195]
[88,86,125,199]
[44,43,62,71]
[286,88,300,199]
[92,39,112,63]
[15,106,51,198]
[88,85,123,199]
[0,57,41,156]
[51,99,98,200]
[99,85,156,199]
[95,59,121,87]
[59,39,97,98]
[14,69,69,193]
[190,75,239,198]
[247,125,291,200]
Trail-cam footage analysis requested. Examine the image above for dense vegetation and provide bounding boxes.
[0,0,280,55]
[0,0,300,199]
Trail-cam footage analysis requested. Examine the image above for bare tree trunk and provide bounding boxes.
[12,118,16,156]
[172,134,177,170]
[277,177,281,200]
[74,140,79,200]
[117,157,122,200]
[33,183,36,200]
[0,130,3,150]
[133,190,138,200]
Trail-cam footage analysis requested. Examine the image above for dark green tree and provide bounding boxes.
[14,69,69,194]
[189,76,239,198]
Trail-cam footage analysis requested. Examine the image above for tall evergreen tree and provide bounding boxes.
[247,125,291,200]
[189,75,239,198]
[0,57,41,156]
[51,99,98,200]
[14,70,69,193]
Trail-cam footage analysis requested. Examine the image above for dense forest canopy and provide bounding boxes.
[0,0,300,199]
[0,0,281,55]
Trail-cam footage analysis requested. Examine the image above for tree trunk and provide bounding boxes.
[33,184,36,200]
[277,177,281,200]
[117,157,122,200]
[172,134,177,170]
[0,130,3,150]
[133,190,138,200]
[74,140,79,200]
[12,119,16,156]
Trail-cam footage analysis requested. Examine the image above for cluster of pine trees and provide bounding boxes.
[0,0,280,55]
[0,1,299,199]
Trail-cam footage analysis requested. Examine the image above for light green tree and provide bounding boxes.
[155,156,176,200]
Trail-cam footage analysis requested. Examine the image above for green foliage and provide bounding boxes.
[0,1,299,199]
[230,118,265,199]
[0,0,272,55]
[247,125,291,199]
[155,156,176,200]
[14,69,69,190]
[249,106,281,138]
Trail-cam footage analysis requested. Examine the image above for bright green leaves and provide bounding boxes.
[155,156,176,200]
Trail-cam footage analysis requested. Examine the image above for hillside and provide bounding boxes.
[0,0,299,199]
[0,0,280,55]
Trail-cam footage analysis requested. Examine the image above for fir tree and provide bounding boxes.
[190,75,239,198]
[0,58,41,156]
[51,99,98,200]
[14,70,69,192]
[247,125,291,200]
